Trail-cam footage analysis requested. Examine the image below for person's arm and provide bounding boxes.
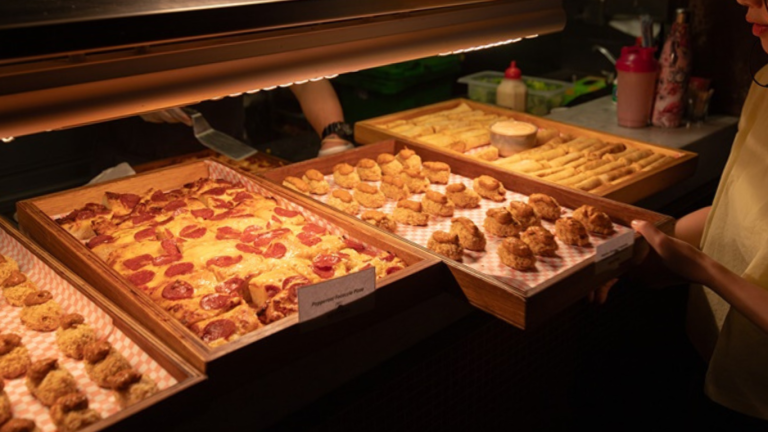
[290,80,344,138]
[674,206,711,247]
[633,219,768,335]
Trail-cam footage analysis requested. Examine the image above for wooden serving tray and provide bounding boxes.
[16,160,443,376]
[263,139,674,329]
[0,217,204,432]
[133,149,288,175]
[355,98,698,204]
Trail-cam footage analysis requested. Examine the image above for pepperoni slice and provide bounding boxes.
[150,190,167,202]
[229,210,254,219]
[155,216,175,226]
[163,200,187,212]
[274,207,300,218]
[87,234,115,249]
[264,284,281,298]
[206,255,243,268]
[344,238,367,253]
[264,242,287,259]
[161,280,194,300]
[386,266,403,275]
[216,277,245,295]
[236,243,262,254]
[180,225,207,239]
[161,239,180,255]
[200,293,234,311]
[75,209,95,221]
[381,253,396,262]
[202,187,227,196]
[312,254,342,270]
[200,319,236,343]
[209,198,232,209]
[216,227,241,240]
[297,232,321,247]
[360,263,373,271]
[362,249,378,257]
[271,215,282,224]
[131,213,155,226]
[123,254,152,271]
[127,270,155,286]
[134,228,156,242]
[232,192,254,202]
[210,210,233,221]
[152,254,182,266]
[337,252,350,259]
[312,266,335,279]
[252,228,291,247]
[165,262,194,277]
[119,193,141,210]
[192,209,214,220]
[302,223,327,235]
[240,225,263,243]
[282,275,310,291]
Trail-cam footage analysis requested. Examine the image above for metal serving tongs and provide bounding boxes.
[181,107,257,161]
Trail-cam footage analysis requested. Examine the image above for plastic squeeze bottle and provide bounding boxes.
[496,61,527,112]
[615,46,658,128]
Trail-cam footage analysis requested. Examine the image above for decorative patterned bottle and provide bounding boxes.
[652,8,691,128]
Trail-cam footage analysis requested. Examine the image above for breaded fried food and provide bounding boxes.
[2,270,38,307]
[333,163,361,189]
[380,175,411,201]
[572,205,615,235]
[422,161,451,184]
[0,380,11,426]
[282,176,309,194]
[0,254,20,286]
[396,148,422,171]
[450,217,486,252]
[361,210,397,233]
[56,313,97,360]
[356,158,382,181]
[353,183,386,209]
[508,201,541,229]
[498,237,537,271]
[20,291,61,332]
[555,217,591,247]
[392,200,429,226]
[473,175,506,202]
[527,193,561,221]
[106,370,158,409]
[520,226,559,257]
[26,358,78,407]
[445,183,481,209]
[399,168,430,194]
[0,334,30,379]
[421,190,455,217]
[50,393,102,432]
[302,169,330,195]
[327,189,360,216]
[483,208,522,237]
[83,341,132,388]
[427,231,463,261]
[0,418,38,432]
[377,154,404,177]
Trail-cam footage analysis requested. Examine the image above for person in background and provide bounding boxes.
[96,80,352,171]
[602,0,768,429]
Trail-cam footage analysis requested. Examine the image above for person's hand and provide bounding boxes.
[318,135,355,157]
[139,107,192,126]
[588,278,618,305]
[631,219,713,285]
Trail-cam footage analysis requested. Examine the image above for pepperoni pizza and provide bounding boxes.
[55,178,405,346]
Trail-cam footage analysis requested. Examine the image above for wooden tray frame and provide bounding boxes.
[0,217,205,432]
[355,98,698,204]
[16,159,444,376]
[262,139,675,329]
[133,149,288,174]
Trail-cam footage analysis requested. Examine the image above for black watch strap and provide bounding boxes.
[321,122,354,141]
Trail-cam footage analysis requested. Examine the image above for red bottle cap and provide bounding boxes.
[616,46,658,73]
[504,61,522,79]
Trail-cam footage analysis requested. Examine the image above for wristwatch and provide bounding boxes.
[321,121,354,142]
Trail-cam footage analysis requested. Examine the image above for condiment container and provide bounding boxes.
[496,61,527,112]
[489,120,538,156]
[616,46,658,128]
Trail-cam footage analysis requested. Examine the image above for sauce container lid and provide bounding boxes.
[616,46,658,73]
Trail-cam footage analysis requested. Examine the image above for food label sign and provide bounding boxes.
[298,267,376,323]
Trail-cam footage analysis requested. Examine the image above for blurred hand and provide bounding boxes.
[588,278,618,305]
[631,219,712,285]
[318,136,354,157]
[139,107,192,126]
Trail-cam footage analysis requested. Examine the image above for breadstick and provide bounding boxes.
[598,166,637,184]
[559,172,591,186]
[588,143,627,160]
[530,166,567,177]
[495,143,557,164]
[529,147,568,162]
[505,160,545,173]
[541,136,566,147]
[641,156,675,172]
[585,160,627,177]
[536,128,560,146]
[574,177,604,191]
[581,142,611,154]
[630,153,665,170]
[603,148,639,162]
[548,152,584,167]
[542,167,577,182]
[577,159,610,173]
[563,156,591,170]
[619,149,654,164]
[566,137,602,152]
